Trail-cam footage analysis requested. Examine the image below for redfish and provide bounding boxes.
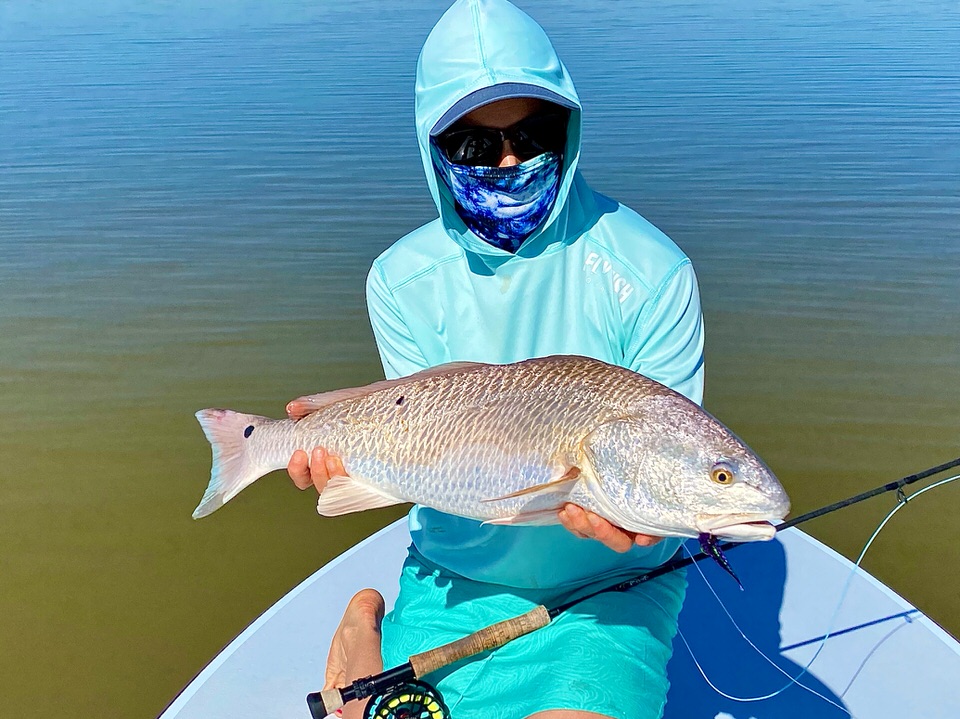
[194,355,789,540]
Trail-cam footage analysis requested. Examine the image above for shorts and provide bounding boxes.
[380,546,686,719]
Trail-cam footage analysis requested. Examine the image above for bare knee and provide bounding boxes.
[345,588,385,629]
[349,588,385,613]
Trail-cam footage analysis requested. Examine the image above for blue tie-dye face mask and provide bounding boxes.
[438,151,562,253]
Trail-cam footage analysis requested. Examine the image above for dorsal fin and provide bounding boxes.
[286,361,485,420]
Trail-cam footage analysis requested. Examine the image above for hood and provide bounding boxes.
[415,0,586,259]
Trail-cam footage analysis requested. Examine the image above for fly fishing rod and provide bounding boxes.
[307,455,960,719]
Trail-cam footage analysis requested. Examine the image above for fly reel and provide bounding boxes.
[363,679,450,719]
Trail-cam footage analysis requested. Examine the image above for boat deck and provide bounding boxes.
[161,520,960,718]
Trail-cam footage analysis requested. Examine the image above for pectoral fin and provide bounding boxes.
[315,474,405,517]
[481,466,582,503]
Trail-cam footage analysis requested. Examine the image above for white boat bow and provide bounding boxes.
[161,520,960,718]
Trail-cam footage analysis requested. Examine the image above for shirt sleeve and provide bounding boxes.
[623,260,705,405]
[366,262,430,380]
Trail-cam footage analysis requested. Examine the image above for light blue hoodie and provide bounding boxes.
[366,0,705,589]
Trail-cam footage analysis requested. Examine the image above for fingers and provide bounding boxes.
[559,504,632,552]
[287,450,313,490]
[557,504,589,538]
[323,451,346,482]
[287,447,346,494]
[584,510,635,553]
[558,504,659,553]
[310,448,329,494]
[633,533,663,548]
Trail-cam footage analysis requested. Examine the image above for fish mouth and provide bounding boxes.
[695,513,784,541]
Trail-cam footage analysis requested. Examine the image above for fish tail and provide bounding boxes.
[193,408,283,519]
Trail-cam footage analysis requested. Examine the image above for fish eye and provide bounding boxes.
[711,462,736,486]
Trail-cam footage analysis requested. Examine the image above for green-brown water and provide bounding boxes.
[1,1,958,716]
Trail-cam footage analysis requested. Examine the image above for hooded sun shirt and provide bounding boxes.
[366,0,706,590]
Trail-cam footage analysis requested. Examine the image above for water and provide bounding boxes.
[1,1,958,716]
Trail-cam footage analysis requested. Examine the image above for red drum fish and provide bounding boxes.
[194,355,789,541]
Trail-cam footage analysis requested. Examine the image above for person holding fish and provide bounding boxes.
[285,1,709,717]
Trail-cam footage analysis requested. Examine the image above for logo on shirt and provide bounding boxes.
[584,252,634,304]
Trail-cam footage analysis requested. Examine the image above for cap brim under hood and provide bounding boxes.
[415,0,584,258]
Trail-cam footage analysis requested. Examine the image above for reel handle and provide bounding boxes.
[306,688,343,718]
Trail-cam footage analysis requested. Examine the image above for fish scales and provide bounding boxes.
[289,357,652,518]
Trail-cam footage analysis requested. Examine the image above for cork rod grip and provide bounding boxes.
[409,605,551,677]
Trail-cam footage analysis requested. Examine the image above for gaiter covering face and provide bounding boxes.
[439,151,562,253]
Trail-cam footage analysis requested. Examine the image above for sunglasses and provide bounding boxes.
[436,110,569,167]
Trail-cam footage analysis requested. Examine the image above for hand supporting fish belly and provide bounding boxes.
[193,355,790,542]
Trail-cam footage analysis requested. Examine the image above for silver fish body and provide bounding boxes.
[194,355,789,540]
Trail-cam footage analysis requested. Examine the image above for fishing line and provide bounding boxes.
[670,472,960,714]
[679,544,850,712]
[672,549,850,713]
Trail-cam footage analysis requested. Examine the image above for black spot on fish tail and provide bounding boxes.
[244,425,255,438]
[698,532,743,591]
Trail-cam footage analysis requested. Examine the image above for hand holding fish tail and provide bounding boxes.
[559,503,663,553]
[288,447,346,495]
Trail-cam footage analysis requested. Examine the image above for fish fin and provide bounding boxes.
[315,474,405,517]
[410,360,487,376]
[193,409,275,519]
[287,384,398,420]
[482,508,561,526]
[481,466,582,503]
[286,361,487,420]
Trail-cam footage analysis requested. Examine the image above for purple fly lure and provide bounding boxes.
[699,533,743,590]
